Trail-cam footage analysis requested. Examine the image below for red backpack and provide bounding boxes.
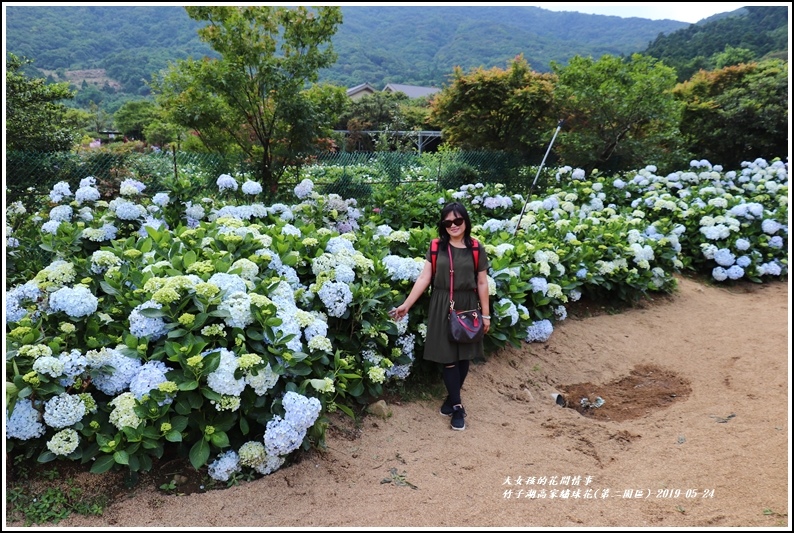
[430,238,480,284]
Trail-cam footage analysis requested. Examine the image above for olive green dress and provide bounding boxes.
[423,242,490,364]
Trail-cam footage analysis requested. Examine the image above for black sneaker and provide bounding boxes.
[450,405,466,431]
[439,396,454,416]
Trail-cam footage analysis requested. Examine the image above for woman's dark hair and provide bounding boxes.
[437,202,473,250]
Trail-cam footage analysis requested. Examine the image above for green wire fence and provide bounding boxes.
[5,148,556,204]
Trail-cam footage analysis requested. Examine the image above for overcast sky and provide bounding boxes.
[520,2,783,24]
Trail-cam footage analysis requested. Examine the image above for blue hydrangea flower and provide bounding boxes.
[761,219,781,235]
[294,179,314,199]
[525,319,553,343]
[282,391,322,432]
[217,174,238,192]
[75,186,101,203]
[152,193,170,207]
[87,347,143,396]
[382,255,423,282]
[529,277,549,295]
[318,280,353,318]
[768,236,783,248]
[712,266,728,281]
[49,181,73,203]
[264,415,306,457]
[6,282,41,324]
[713,248,736,267]
[205,348,246,396]
[43,393,86,429]
[207,450,241,481]
[57,349,89,387]
[49,205,73,222]
[41,220,62,234]
[119,178,146,196]
[242,180,263,195]
[129,360,171,401]
[129,300,168,340]
[49,286,98,318]
[6,399,46,440]
[208,273,247,298]
[112,199,147,221]
[726,265,745,280]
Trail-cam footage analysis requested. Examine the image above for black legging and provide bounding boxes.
[442,360,470,406]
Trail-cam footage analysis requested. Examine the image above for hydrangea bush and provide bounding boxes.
[5,157,787,483]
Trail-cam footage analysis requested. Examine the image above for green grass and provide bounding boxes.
[6,481,108,526]
[6,455,111,526]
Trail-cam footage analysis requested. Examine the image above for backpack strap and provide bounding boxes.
[430,238,440,279]
[471,238,480,274]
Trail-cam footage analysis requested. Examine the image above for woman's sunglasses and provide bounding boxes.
[442,217,465,228]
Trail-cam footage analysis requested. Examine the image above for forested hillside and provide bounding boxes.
[5,4,688,96]
[643,5,789,80]
[5,4,787,118]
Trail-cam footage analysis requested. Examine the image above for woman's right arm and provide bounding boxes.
[390,260,433,320]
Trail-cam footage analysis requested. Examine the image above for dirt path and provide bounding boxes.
[7,275,790,528]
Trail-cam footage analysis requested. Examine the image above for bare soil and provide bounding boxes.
[5,275,790,528]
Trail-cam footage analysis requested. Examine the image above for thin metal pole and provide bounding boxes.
[513,119,564,236]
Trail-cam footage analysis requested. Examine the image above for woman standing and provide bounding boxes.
[390,202,491,431]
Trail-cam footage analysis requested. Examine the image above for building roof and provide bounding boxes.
[346,82,377,99]
[382,83,441,99]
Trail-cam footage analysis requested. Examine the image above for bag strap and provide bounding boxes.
[447,244,481,312]
[432,237,479,281]
[447,244,456,311]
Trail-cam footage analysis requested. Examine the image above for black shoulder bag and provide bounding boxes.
[446,244,485,344]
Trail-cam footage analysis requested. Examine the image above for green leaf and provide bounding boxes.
[336,404,355,418]
[189,439,210,469]
[114,450,130,465]
[90,455,116,474]
[183,250,197,268]
[175,396,192,415]
[37,450,57,463]
[170,415,189,432]
[165,430,183,442]
[126,334,138,349]
[210,431,230,448]
[139,307,166,318]
[179,380,199,391]
[348,380,365,396]
[100,280,120,295]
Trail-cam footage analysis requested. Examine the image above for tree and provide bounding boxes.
[113,99,159,140]
[712,45,756,70]
[551,53,686,173]
[428,55,557,158]
[338,91,409,131]
[5,53,80,152]
[673,59,788,168]
[151,6,345,192]
[336,91,433,152]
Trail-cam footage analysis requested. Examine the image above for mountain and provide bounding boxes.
[4,5,688,97]
[5,5,786,112]
[643,5,789,81]
[320,5,689,87]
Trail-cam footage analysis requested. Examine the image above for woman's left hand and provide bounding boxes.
[483,317,490,334]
